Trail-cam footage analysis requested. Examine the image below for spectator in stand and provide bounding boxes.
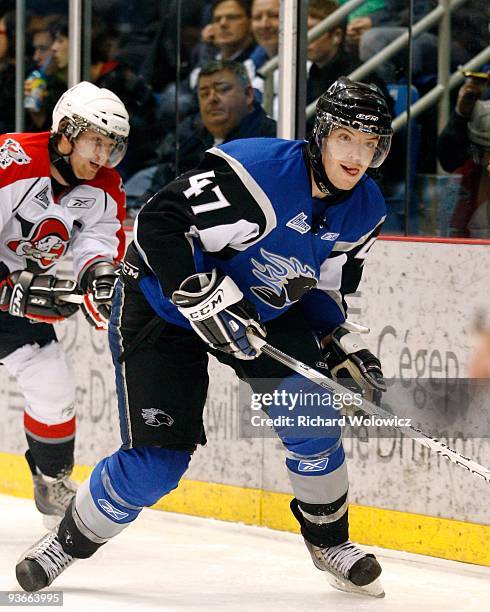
[125,60,276,214]
[353,0,470,84]
[251,0,279,63]
[249,0,279,115]
[305,1,394,131]
[190,0,258,89]
[449,103,490,239]
[437,74,490,172]
[31,22,53,68]
[212,0,256,61]
[158,0,259,137]
[307,0,359,106]
[24,15,67,132]
[437,75,490,239]
[50,17,69,87]
[90,30,159,180]
[0,9,16,133]
[339,0,386,51]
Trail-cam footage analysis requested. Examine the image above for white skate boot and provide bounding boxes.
[304,539,385,598]
[26,451,77,528]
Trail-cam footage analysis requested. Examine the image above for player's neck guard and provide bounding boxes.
[48,136,82,187]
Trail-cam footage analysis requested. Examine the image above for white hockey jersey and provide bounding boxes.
[0,131,126,282]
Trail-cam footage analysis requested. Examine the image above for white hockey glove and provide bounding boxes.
[321,323,386,404]
[172,269,266,360]
[80,262,118,330]
[0,270,80,323]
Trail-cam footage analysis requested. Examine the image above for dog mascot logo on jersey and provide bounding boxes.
[0,138,32,169]
[250,248,317,308]
[7,218,70,270]
[141,408,175,428]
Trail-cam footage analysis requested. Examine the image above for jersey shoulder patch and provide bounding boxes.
[0,137,31,169]
[0,132,50,186]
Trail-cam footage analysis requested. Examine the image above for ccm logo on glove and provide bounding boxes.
[188,288,224,320]
[172,270,266,360]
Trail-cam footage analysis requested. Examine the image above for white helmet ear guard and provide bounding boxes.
[52,81,130,167]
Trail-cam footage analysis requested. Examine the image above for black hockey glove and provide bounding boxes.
[172,269,266,360]
[321,324,386,404]
[0,270,80,323]
[80,262,118,330]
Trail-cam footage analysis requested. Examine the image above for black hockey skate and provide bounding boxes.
[25,451,77,528]
[16,530,75,592]
[304,539,384,598]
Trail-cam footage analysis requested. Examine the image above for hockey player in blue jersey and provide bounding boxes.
[16,78,393,597]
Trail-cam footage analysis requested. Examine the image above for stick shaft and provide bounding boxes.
[248,334,490,485]
[58,294,84,304]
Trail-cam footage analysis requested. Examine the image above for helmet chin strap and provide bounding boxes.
[48,135,82,186]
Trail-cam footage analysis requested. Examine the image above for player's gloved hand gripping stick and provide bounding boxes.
[0,271,80,323]
[172,269,266,360]
[246,329,490,485]
[79,262,119,331]
[321,323,386,405]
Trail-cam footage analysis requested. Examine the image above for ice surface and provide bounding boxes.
[1,494,489,611]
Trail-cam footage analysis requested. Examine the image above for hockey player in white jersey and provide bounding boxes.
[16,78,392,597]
[0,82,129,525]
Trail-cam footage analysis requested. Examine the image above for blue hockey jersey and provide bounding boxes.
[133,138,385,334]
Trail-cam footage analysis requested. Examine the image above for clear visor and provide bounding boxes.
[318,121,391,169]
[72,129,128,168]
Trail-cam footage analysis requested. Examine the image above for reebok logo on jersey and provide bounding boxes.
[141,408,174,428]
[286,212,311,234]
[0,138,31,169]
[97,499,129,521]
[320,232,339,241]
[297,458,329,473]
[67,197,96,209]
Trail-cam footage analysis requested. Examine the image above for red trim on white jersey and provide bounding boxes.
[0,132,51,188]
[86,167,126,261]
[0,131,126,278]
[24,412,76,439]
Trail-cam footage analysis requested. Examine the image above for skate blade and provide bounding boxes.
[327,575,385,598]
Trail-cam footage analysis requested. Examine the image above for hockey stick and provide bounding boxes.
[58,294,84,304]
[247,332,490,485]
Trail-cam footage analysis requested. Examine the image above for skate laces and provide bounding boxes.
[318,541,367,578]
[27,531,74,583]
[46,475,77,508]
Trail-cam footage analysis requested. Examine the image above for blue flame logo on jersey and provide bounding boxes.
[250,248,317,309]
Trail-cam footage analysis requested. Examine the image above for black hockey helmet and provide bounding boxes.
[308,77,393,193]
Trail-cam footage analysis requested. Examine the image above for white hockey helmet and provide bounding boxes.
[468,100,490,150]
[52,81,130,167]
